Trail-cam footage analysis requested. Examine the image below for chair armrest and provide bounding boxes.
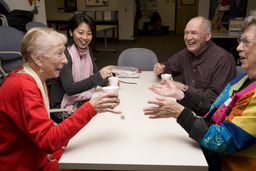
[49,108,75,113]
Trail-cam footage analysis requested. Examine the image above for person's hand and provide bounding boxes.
[149,79,185,100]
[171,80,185,91]
[153,63,165,75]
[89,92,121,114]
[100,66,112,79]
[143,97,184,119]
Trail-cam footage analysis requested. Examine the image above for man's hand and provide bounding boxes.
[143,97,184,119]
[149,80,185,100]
[153,63,165,75]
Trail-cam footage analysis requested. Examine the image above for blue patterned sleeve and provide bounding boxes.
[200,121,256,154]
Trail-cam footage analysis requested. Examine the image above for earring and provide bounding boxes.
[39,68,43,74]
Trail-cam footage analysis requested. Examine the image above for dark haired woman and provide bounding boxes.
[50,14,112,123]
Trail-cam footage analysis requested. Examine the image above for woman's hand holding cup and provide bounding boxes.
[89,92,121,114]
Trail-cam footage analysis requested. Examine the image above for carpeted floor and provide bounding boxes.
[93,32,186,70]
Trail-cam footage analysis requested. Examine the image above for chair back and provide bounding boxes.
[0,26,24,80]
[117,48,158,71]
[0,0,10,27]
[26,21,47,31]
[0,0,10,13]
[236,65,246,77]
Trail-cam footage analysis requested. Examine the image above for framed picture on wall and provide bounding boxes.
[85,0,109,7]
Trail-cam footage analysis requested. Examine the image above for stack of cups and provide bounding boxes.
[105,76,125,120]
[108,77,119,87]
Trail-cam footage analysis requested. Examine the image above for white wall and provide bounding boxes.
[4,0,47,25]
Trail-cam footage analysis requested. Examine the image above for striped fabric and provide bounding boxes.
[199,73,256,170]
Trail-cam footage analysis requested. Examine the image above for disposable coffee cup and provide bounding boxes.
[102,86,119,93]
[161,74,173,81]
[108,77,119,86]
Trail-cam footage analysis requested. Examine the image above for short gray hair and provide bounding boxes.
[191,16,212,33]
[241,9,256,33]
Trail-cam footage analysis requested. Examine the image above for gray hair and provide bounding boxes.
[241,9,256,33]
[20,27,67,62]
[191,16,212,33]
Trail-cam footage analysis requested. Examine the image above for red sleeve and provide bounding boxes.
[20,81,97,154]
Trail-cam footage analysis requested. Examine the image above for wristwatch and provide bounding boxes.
[182,84,188,91]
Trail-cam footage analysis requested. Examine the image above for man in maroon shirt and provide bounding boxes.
[154,16,236,100]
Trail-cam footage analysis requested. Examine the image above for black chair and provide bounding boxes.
[26,21,47,31]
[0,26,24,81]
[0,0,10,12]
[118,48,158,71]
[0,0,9,26]
[236,65,246,77]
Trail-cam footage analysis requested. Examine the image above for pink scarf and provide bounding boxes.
[61,44,95,110]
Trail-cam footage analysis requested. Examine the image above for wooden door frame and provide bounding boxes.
[174,0,199,34]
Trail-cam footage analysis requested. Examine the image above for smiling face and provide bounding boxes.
[39,44,67,80]
[21,28,68,82]
[184,18,211,56]
[69,22,92,49]
[237,24,256,78]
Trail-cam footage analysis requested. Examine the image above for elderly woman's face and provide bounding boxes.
[40,44,67,79]
[237,24,256,75]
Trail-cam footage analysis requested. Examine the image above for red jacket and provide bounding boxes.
[0,68,97,171]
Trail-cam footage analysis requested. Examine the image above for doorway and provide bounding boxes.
[175,0,199,34]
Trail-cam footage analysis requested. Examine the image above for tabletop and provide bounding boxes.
[58,71,208,171]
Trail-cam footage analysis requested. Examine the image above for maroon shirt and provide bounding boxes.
[163,41,236,100]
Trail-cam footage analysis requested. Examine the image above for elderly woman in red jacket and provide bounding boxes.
[0,27,121,171]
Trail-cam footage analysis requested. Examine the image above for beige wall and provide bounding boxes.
[6,0,256,40]
[45,0,135,41]
[118,0,135,40]
[247,0,256,15]
[158,0,175,30]
[45,0,119,21]
[4,0,47,25]
[198,0,210,18]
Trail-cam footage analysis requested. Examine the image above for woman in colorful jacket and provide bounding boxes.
[0,27,121,171]
[143,10,256,171]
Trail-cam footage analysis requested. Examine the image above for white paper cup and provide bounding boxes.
[102,86,119,93]
[108,77,119,86]
[161,74,173,80]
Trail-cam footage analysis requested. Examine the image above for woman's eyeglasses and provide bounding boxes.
[237,37,256,46]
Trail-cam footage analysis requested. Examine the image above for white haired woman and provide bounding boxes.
[0,27,121,171]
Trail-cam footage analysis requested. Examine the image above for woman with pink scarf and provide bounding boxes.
[50,14,112,123]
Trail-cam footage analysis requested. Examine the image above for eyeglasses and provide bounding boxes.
[237,37,256,46]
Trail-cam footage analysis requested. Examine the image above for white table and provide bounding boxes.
[58,71,208,171]
[96,25,117,53]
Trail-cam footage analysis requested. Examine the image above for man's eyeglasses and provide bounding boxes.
[237,37,256,46]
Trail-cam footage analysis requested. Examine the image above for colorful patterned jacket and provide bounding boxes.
[177,73,256,170]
